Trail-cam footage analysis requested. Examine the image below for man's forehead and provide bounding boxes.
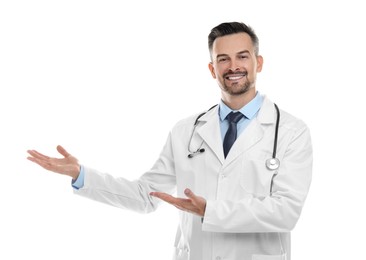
[212,33,254,54]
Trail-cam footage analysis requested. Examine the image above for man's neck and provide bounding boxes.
[221,88,257,110]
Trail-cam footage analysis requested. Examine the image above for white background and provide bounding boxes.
[1,0,365,259]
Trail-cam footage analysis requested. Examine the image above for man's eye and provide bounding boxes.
[239,55,248,59]
[218,58,227,62]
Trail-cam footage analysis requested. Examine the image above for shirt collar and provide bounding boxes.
[219,92,263,122]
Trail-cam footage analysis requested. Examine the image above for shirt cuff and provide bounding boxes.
[71,165,85,190]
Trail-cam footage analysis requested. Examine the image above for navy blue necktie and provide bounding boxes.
[223,112,244,158]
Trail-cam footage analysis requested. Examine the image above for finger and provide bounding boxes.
[27,155,39,164]
[27,156,52,170]
[184,189,206,216]
[184,188,197,200]
[27,150,51,160]
[150,192,203,214]
[150,192,191,207]
[27,155,67,174]
[150,192,177,204]
[57,145,71,158]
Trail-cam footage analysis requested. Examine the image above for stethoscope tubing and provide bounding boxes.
[272,103,280,159]
[188,103,280,171]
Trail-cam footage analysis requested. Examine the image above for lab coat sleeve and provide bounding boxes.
[202,123,313,233]
[73,132,176,214]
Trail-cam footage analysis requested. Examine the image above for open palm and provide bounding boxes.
[27,145,80,179]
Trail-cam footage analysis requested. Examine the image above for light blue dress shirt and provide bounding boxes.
[219,92,263,141]
[71,166,84,189]
[72,92,263,190]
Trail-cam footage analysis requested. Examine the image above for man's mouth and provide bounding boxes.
[224,72,247,81]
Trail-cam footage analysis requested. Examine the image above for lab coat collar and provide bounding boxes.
[256,95,277,124]
[196,96,276,166]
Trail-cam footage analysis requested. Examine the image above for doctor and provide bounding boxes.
[27,22,312,260]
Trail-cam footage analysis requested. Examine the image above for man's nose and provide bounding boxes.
[228,60,241,72]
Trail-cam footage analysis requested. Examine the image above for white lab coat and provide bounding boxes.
[74,96,312,260]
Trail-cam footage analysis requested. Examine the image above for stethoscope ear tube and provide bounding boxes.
[188,148,205,158]
[188,105,218,158]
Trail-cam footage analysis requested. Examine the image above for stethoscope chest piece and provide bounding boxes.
[266,158,280,170]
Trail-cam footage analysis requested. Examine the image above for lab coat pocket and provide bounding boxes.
[252,254,287,260]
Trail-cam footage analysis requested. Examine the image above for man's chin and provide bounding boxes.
[225,85,250,96]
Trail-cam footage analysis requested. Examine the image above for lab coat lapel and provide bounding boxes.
[223,97,276,167]
[223,119,264,166]
[196,107,225,165]
[194,97,276,167]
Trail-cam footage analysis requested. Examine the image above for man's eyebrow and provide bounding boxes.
[216,54,229,59]
[237,50,250,55]
[215,50,250,59]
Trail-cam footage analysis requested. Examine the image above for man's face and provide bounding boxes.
[208,33,263,96]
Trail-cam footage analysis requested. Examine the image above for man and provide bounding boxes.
[27,22,312,260]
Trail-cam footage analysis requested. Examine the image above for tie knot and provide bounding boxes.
[226,112,244,124]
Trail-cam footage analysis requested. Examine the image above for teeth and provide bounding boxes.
[225,73,247,80]
[228,76,242,80]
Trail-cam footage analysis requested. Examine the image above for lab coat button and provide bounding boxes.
[215,256,222,260]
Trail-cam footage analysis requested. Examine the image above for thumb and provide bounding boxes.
[184,188,196,199]
[57,145,71,158]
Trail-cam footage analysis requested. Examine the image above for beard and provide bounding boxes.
[220,75,254,96]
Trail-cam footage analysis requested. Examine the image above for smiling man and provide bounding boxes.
[209,31,263,109]
[27,22,312,260]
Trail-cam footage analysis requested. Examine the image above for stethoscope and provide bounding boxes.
[188,103,281,171]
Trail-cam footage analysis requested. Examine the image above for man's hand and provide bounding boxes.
[150,188,206,217]
[27,145,80,180]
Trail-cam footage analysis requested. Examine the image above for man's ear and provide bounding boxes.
[256,55,264,72]
[208,62,217,78]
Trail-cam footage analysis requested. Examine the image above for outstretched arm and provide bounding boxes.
[27,145,80,180]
